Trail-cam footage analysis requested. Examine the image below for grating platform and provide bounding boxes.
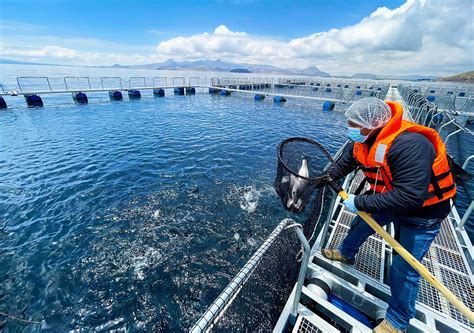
[292,305,339,333]
[325,169,474,330]
[321,87,474,330]
[275,87,473,333]
[293,316,325,333]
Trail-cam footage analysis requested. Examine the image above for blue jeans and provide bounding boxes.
[339,213,442,330]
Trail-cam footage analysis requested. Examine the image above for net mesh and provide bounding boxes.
[192,138,337,332]
[344,97,392,129]
[190,185,335,332]
[275,138,334,213]
[209,188,334,332]
[212,228,301,332]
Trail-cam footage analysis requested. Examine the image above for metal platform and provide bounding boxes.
[188,85,472,332]
[322,172,474,331]
[0,76,390,109]
[286,87,474,333]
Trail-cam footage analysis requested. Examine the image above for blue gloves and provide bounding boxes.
[343,194,358,212]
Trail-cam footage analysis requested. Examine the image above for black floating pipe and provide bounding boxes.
[185,87,196,95]
[0,96,6,109]
[174,87,185,95]
[25,94,43,107]
[128,90,141,100]
[109,90,123,101]
[73,91,88,104]
[153,88,165,97]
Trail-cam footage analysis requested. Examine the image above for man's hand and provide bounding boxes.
[343,194,358,212]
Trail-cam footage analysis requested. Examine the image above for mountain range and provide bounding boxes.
[112,59,331,77]
[0,58,455,81]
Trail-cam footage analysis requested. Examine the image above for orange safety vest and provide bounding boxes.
[352,101,456,207]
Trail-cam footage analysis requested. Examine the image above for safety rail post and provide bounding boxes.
[100,77,123,90]
[457,155,474,230]
[444,128,464,145]
[289,225,310,325]
[152,77,167,88]
[189,77,200,87]
[458,201,474,230]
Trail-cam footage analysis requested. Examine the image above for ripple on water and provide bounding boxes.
[0,94,350,331]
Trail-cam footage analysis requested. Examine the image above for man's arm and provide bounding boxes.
[329,141,359,181]
[354,132,436,214]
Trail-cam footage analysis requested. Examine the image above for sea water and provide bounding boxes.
[0,65,472,331]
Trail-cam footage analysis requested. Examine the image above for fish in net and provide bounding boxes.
[192,138,340,332]
[275,137,335,214]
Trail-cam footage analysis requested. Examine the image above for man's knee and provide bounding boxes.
[391,255,420,280]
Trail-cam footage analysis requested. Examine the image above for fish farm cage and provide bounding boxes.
[1,75,472,332]
[0,76,390,109]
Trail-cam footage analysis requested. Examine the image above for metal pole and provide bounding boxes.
[457,200,474,230]
[462,155,474,169]
[289,225,310,324]
[444,128,463,145]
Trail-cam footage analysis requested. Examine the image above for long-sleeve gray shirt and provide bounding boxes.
[330,132,451,218]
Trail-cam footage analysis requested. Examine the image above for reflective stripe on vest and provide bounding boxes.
[352,101,456,207]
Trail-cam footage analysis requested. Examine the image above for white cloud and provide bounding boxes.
[152,0,472,75]
[0,44,149,64]
[1,0,472,75]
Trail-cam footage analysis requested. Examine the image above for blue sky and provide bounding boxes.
[0,0,472,75]
[1,0,405,45]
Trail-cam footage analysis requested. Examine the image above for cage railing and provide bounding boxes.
[190,218,310,333]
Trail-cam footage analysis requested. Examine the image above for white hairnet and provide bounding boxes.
[345,97,392,129]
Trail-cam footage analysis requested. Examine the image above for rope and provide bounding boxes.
[0,311,41,325]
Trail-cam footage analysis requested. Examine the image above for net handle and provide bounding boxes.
[277,137,334,182]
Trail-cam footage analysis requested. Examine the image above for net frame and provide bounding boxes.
[277,137,334,183]
[275,137,335,214]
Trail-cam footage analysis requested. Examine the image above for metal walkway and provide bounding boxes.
[0,76,389,109]
[284,87,474,333]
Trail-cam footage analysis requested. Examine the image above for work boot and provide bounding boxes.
[373,319,403,333]
[321,248,354,265]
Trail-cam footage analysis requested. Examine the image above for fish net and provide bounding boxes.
[275,137,335,213]
[211,226,301,332]
[191,138,338,332]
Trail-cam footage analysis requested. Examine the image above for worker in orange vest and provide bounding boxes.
[323,97,455,333]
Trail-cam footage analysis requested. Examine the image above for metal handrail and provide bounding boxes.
[100,76,122,90]
[129,76,146,89]
[172,77,185,87]
[17,76,51,93]
[152,77,167,87]
[64,76,91,91]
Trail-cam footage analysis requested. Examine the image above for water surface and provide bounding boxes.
[0,86,347,331]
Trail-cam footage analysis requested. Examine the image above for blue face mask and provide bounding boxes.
[348,126,369,142]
